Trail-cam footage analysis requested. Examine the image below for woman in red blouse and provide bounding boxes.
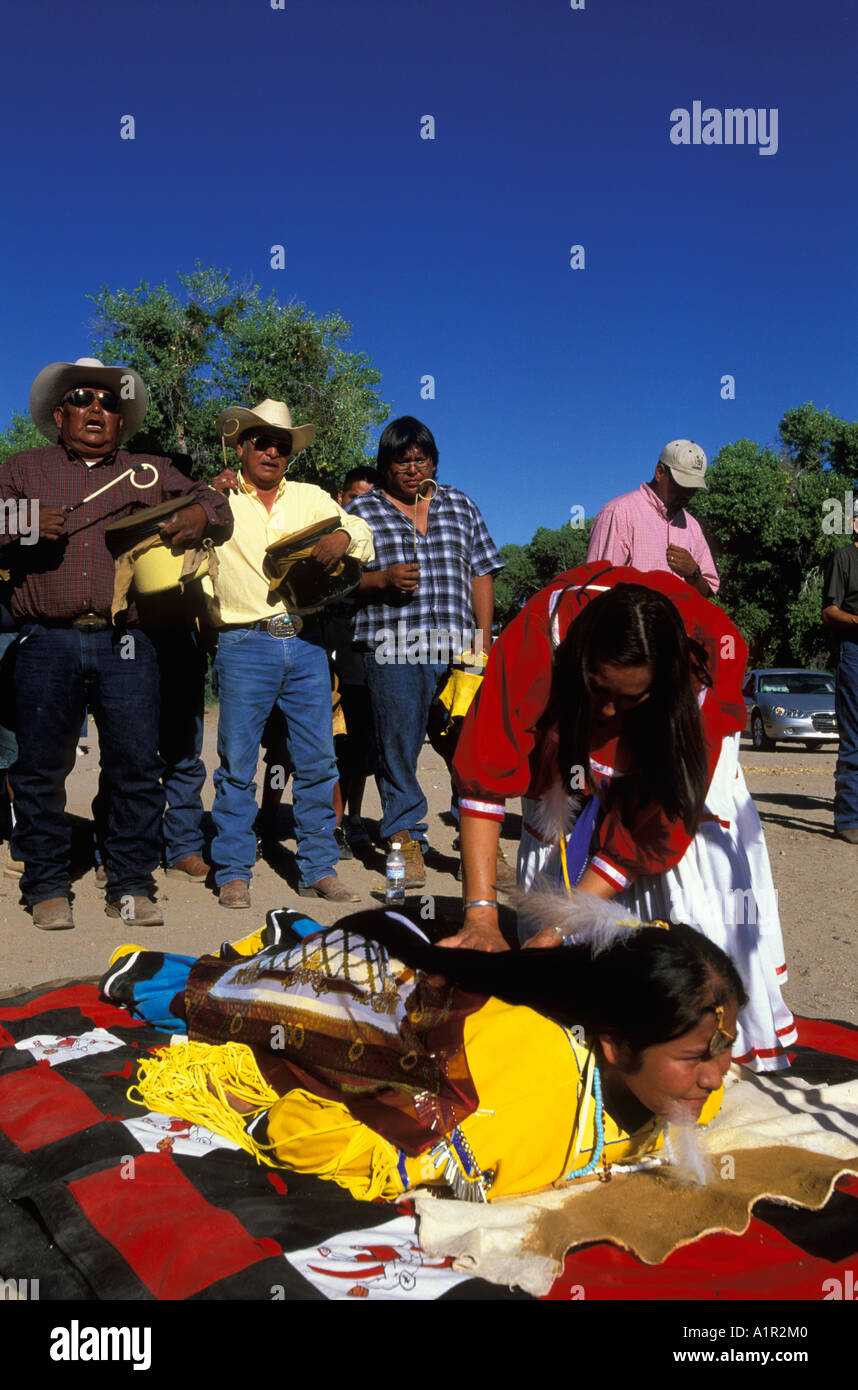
[446,563,795,1072]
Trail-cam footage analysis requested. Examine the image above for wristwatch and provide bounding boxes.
[689,566,702,584]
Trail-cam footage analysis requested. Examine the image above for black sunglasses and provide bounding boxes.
[63,388,121,414]
[245,433,290,455]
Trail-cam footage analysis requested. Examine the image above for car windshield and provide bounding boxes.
[758,674,835,695]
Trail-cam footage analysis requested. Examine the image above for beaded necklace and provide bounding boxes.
[566,1057,611,1181]
[564,1049,667,1182]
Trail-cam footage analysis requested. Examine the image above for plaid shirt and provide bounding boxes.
[0,446,233,622]
[346,484,503,646]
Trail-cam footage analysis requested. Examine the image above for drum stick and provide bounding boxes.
[66,461,159,512]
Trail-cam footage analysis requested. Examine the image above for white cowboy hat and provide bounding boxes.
[29,357,148,445]
[216,398,316,458]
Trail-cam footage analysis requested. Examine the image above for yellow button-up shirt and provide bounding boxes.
[208,475,375,626]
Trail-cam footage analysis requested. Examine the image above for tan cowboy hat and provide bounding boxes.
[30,357,148,445]
[216,398,316,458]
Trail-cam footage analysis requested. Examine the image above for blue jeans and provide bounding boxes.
[92,628,207,867]
[834,639,858,829]
[0,632,19,773]
[155,629,207,864]
[362,651,447,844]
[10,624,164,905]
[210,626,338,888]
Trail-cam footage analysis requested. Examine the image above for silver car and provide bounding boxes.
[743,668,838,751]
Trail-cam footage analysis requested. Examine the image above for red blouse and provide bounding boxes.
[452,563,747,890]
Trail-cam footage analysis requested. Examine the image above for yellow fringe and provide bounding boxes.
[130,1040,282,1166]
[130,1040,407,1198]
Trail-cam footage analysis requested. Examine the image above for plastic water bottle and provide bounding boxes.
[385,841,406,904]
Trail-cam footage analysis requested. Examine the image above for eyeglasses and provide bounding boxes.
[63,388,121,413]
[390,456,433,475]
[244,433,290,455]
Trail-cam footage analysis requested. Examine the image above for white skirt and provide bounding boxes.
[518,734,797,1072]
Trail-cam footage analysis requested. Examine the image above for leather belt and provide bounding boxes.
[220,615,305,638]
[25,613,112,632]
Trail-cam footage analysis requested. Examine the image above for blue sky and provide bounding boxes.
[2,0,855,546]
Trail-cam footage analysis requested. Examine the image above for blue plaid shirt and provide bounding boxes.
[347,484,503,647]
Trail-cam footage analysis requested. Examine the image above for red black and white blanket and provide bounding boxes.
[1,980,857,1303]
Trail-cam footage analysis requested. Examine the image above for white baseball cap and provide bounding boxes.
[659,439,707,490]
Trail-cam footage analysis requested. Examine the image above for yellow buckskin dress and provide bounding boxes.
[130,924,724,1204]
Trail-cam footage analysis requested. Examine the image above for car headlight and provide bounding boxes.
[772,706,805,718]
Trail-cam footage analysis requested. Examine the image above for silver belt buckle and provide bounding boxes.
[72,613,109,631]
[267,614,302,638]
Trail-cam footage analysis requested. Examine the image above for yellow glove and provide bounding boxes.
[438,666,483,723]
[435,650,488,732]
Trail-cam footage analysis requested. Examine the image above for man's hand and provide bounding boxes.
[666,544,698,579]
[158,502,207,548]
[37,505,69,541]
[311,529,350,573]
[210,468,241,495]
[384,562,420,592]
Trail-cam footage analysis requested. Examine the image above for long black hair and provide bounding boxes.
[343,910,748,1061]
[541,581,712,834]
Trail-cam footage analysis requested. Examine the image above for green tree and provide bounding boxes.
[494,520,592,627]
[527,522,592,588]
[694,405,857,668]
[88,265,390,487]
[0,413,45,465]
[493,543,539,627]
[779,403,858,476]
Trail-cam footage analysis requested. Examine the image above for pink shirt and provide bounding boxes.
[586,482,719,594]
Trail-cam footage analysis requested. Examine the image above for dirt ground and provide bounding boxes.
[2,716,855,1026]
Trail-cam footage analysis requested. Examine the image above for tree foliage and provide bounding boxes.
[0,413,46,466]
[694,404,858,669]
[87,265,389,487]
[494,520,592,627]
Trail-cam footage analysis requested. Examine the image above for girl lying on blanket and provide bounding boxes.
[100,901,746,1203]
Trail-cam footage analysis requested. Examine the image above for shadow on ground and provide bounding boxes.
[754,792,836,839]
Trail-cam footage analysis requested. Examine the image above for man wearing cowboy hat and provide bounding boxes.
[207,398,374,908]
[586,440,719,596]
[0,356,232,930]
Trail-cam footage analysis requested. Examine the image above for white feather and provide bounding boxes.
[512,883,643,953]
[662,1106,712,1186]
[527,782,582,842]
